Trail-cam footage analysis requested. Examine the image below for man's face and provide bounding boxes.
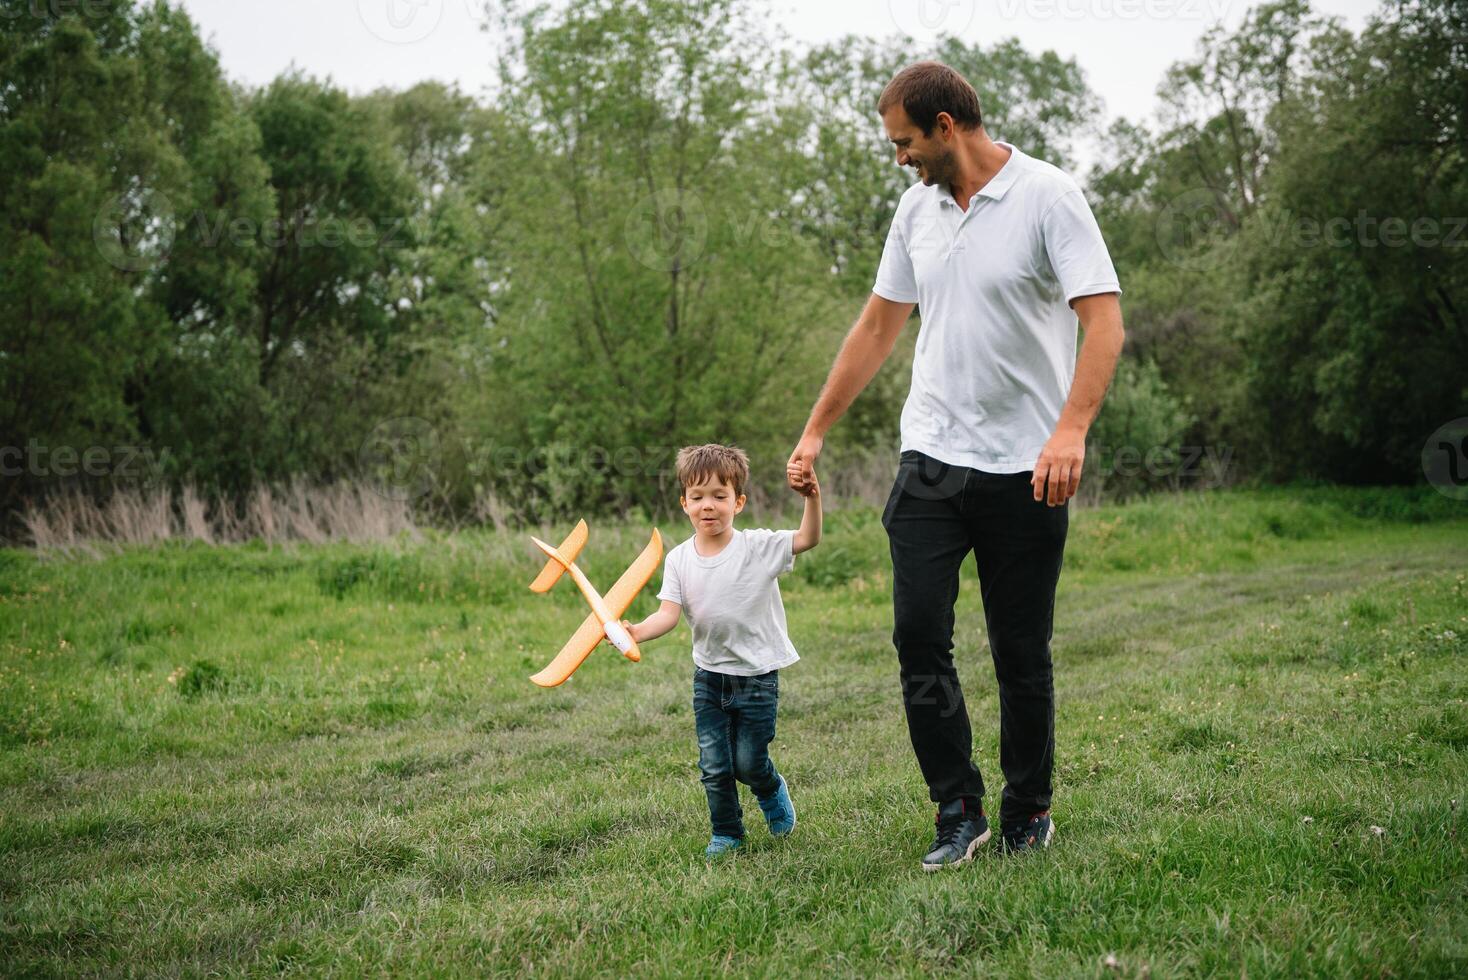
[882,106,956,187]
[680,475,745,538]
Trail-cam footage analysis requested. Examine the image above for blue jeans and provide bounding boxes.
[693,666,782,839]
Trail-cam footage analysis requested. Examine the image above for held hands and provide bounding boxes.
[787,464,820,498]
[786,434,822,497]
[1031,425,1086,506]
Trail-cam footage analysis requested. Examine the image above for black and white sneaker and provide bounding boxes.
[920,798,991,871]
[1000,810,1055,854]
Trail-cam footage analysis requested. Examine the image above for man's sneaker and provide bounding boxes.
[1001,810,1055,854]
[758,774,797,837]
[921,798,991,871]
[705,834,743,858]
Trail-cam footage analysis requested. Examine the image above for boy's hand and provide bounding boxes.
[786,435,822,495]
[787,466,819,498]
[621,619,640,643]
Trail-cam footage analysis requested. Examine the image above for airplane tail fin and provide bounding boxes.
[528,519,589,593]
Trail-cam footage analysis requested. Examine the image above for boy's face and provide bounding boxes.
[680,474,745,538]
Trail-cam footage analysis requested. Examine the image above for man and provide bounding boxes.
[785,61,1124,870]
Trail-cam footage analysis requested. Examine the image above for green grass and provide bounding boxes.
[2,486,1466,976]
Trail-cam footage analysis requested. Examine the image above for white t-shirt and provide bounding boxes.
[657,528,800,675]
[872,141,1122,474]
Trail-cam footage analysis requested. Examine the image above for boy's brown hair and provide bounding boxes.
[675,444,750,497]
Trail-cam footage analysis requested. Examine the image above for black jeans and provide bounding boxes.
[881,449,1068,828]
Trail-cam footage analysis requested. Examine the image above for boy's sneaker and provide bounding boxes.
[1000,810,1055,854]
[758,774,797,837]
[705,835,743,858]
[921,798,991,871]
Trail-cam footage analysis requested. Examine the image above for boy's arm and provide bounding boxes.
[792,482,822,555]
[625,600,682,644]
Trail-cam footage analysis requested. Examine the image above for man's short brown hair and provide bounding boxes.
[676,444,750,497]
[877,61,984,136]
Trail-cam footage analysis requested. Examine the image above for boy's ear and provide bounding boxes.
[735,493,747,511]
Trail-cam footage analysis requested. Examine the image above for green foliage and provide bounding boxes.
[1233,0,1468,481]
[1086,357,1197,499]
[0,1,198,512]
[465,0,846,520]
[1089,0,1466,484]
[0,1,432,508]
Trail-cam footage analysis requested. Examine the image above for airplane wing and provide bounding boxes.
[528,519,588,593]
[530,528,663,688]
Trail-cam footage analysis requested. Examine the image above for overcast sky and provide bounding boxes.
[176,0,1380,173]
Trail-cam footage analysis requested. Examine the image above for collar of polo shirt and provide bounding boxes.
[935,141,1022,208]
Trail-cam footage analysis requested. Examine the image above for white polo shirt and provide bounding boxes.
[872,141,1121,474]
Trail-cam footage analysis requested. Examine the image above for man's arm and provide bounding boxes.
[787,293,916,492]
[1032,291,1125,507]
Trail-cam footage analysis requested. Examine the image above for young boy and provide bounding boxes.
[623,444,822,857]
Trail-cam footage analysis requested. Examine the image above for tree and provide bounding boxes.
[1236,0,1467,481]
[1085,0,1346,481]
[474,0,841,518]
[0,0,266,512]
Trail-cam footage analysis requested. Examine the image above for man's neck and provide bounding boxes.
[948,136,1012,212]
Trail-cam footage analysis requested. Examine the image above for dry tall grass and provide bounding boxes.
[18,481,419,555]
[12,456,1121,556]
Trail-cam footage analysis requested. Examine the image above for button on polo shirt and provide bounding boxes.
[872,141,1122,474]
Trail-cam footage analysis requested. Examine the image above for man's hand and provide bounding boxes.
[1031,425,1086,506]
[786,434,823,496]
[786,461,819,498]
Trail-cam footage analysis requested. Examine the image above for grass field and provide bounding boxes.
[2,486,1466,976]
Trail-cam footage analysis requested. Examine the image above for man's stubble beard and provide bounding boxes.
[920,146,957,188]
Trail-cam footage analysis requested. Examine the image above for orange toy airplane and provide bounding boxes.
[527,520,663,687]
